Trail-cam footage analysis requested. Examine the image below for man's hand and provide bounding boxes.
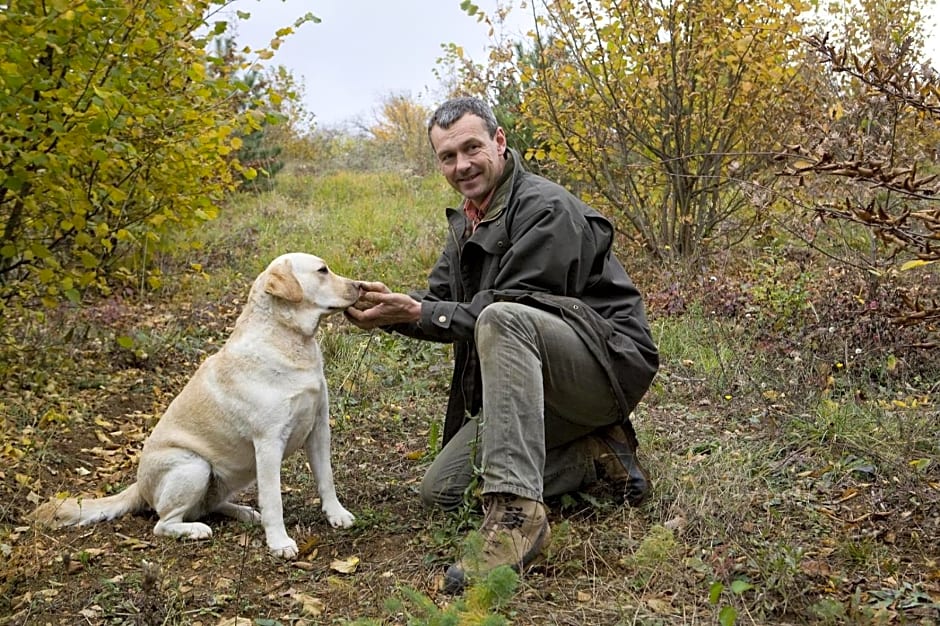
[348,281,391,311]
[345,282,421,329]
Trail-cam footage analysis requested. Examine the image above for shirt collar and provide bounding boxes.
[463,188,497,231]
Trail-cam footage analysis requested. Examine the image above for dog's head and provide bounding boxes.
[252,253,361,335]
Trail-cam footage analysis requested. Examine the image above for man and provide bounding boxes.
[345,97,659,593]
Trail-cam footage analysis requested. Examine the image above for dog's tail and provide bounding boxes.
[30,483,147,528]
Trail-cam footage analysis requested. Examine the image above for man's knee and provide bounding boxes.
[476,302,535,346]
[419,470,465,512]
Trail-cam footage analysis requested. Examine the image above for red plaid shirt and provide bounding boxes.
[463,188,496,233]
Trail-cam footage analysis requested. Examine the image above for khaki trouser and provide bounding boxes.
[420,302,621,510]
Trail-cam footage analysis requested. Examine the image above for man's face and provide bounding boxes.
[429,113,507,205]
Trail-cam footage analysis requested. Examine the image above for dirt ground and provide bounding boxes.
[2,294,938,625]
[0,299,660,625]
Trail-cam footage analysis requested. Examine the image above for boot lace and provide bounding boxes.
[490,504,526,531]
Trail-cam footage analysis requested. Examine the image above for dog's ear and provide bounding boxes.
[264,260,304,303]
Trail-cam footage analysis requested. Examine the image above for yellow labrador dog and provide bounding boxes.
[31,253,361,559]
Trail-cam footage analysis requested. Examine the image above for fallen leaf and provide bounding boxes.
[330,556,360,574]
[801,559,831,577]
[95,431,114,446]
[836,488,859,503]
[215,618,253,626]
[116,533,152,549]
[76,547,106,560]
[298,535,320,558]
[79,606,101,620]
[93,416,114,429]
[292,592,325,617]
[645,597,674,614]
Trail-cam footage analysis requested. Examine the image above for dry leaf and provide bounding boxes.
[330,556,360,574]
[79,606,101,620]
[95,431,114,446]
[645,597,674,614]
[215,618,253,626]
[76,547,106,560]
[800,559,832,577]
[663,516,687,532]
[298,535,320,558]
[292,592,325,617]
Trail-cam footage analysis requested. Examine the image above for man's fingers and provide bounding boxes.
[357,281,389,293]
[344,307,379,329]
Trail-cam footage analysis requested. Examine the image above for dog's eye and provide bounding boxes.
[317,266,329,274]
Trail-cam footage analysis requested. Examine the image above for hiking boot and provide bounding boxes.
[443,494,550,594]
[591,423,651,506]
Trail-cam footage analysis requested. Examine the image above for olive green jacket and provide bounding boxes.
[388,149,659,445]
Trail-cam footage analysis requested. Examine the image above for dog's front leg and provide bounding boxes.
[253,439,298,559]
[306,402,355,529]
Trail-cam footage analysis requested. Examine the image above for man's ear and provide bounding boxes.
[264,259,304,302]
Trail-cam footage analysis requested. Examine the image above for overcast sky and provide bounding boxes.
[224,0,532,128]
[225,0,940,129]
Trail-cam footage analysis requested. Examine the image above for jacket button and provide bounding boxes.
[438,315,447,323]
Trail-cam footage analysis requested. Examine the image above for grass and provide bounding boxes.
[1,167,938,625]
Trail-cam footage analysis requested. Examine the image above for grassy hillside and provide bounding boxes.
[1,169,937,625]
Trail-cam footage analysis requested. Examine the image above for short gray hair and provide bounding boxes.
[427,97,499,140]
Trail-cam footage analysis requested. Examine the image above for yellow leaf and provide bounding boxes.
[330,555,360,574]
[298,535,320,558]
[95,431,114,445]
[900,259,934,271]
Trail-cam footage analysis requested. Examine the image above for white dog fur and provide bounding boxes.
[31,253,361,559]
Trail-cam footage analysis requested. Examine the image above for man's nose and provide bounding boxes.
[455,151,472,171]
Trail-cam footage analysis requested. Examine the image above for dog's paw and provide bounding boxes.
[268,539,299,560]
[324,506,355,529]
[154,520,213,540]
